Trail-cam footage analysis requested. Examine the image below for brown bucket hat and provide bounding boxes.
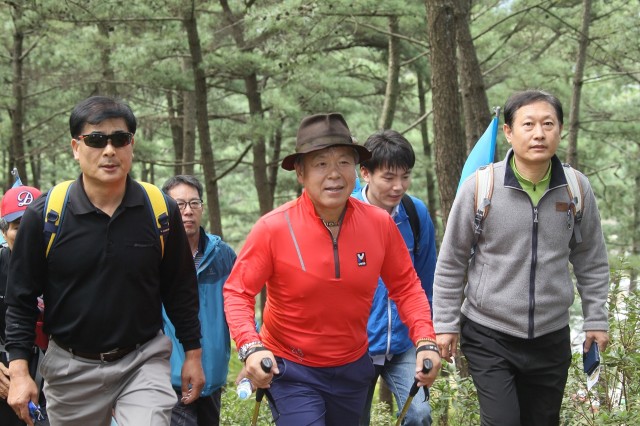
[281,113,371,170]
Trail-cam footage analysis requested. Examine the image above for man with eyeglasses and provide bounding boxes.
[4,96,205,426]
[161,175,236,426]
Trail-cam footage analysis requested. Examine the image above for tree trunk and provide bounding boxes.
[565,0,592,169]
[26,139,40,189]
[245,74,274,215]
[219,0,276,316]
[631,147,640,292]
[454,0,492,154]
[9,4,28,186]
[378,15,400,130]
[166,91,184,177]
[416,69,439,242]
[183,6,223,237]
[425,0,467,227]
[182,57,197,176]
[268,121,283,201]
[219,0,274,216]
[98,22,117,96]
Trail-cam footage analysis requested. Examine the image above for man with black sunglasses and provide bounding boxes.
[4,96,205,426]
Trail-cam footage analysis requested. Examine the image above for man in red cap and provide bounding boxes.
[0,185,42,250]
[0,185,44,426]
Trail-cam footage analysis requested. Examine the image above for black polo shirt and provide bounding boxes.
[5,175,201,360]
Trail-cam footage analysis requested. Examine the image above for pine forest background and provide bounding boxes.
[1,1,639,424]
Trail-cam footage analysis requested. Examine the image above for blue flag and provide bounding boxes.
[457,109,500,192]
[351,168,363,196]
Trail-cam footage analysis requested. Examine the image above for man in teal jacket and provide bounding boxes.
[162,175,236,426]
[354,130,437,426]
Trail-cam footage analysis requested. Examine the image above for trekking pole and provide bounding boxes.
[251,358,274,426]
[395,359,433,426]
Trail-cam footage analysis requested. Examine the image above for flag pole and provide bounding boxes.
[11,167,23,187]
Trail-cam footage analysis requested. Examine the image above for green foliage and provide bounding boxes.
[2,0,637,258]
[559,281,640,425]
[429,361,480,426]
[425,264,640,426]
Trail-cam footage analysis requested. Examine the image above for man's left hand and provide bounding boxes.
[585,330,609,353]
[0,363,10,399]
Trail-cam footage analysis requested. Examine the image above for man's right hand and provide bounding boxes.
[245,349,278,389]
[8,359,38,426]
[436,333,459,363]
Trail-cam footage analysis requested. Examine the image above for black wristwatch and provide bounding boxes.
[238,342,268,363]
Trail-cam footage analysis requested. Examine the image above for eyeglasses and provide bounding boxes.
[78,132,133,148]
[176,200,204,211]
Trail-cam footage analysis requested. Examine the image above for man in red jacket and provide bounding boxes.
[224,113,440,425]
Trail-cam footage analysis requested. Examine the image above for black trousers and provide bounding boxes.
[460,316,571,426]
[1,349,48,426]
[171,387,222,426]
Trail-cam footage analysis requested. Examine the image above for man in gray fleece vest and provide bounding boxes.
[433,90,609,426]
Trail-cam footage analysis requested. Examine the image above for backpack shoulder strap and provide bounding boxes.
[137,181,170,259]
[43,180,74,257]
[471,164,494,260]
[562,164,584,245]
[401,194,421,256]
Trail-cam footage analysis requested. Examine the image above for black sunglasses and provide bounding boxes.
[78,132,133,148]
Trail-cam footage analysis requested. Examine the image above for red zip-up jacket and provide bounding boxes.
[224,191,434,367]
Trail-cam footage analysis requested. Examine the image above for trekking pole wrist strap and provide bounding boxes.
[416,344,440,356]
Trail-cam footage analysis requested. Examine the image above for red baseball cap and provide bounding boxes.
[1,186,42,223]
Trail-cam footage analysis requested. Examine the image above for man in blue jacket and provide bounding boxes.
[162,175,236,426]
[354,130,437,425]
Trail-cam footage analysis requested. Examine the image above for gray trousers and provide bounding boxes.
[41,332,176,426]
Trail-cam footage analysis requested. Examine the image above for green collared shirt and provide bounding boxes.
[510,156,551,206]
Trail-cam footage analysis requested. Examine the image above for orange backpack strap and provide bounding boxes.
[43,180,74,257]
[137,181,170,258]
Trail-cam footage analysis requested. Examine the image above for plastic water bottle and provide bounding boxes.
[236,378,253,400]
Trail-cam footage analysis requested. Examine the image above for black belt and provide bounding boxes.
[52,336,146,363]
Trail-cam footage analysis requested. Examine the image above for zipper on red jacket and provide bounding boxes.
[528,207,539,339]
[323,224,341,278]
[332,236,340,278]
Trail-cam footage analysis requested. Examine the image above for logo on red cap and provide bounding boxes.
[1,185,42,223]
[16,189,35,207]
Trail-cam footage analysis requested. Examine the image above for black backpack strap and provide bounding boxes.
[401,194,421,256]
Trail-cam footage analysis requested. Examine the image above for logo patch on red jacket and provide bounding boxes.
[357,252,367,266]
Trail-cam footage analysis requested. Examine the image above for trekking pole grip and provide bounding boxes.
[256,358,273,403]
[409,358,433,397]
